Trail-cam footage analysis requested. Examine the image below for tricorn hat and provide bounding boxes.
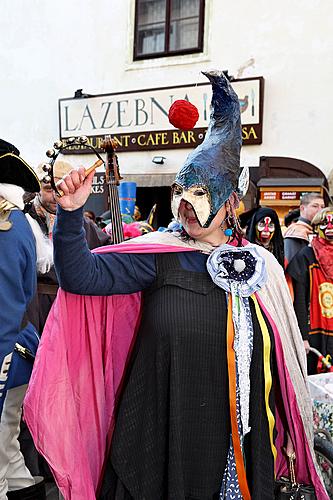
[0,139,40,193]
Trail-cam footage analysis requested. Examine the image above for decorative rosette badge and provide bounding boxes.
[207,244,267,296]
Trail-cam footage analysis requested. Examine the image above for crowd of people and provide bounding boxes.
[238,192,332,373]
[0,70,332,500]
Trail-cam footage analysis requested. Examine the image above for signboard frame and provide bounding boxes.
[58,76,264,153]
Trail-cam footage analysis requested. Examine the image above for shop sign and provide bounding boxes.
[281,191,298,200]
[58,77,264,154]
[261,191,278,200]
[84,172,107,215]
[260,191,318,201]
[91,172,105,195]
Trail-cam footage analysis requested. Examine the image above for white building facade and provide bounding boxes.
[1,0,333,195]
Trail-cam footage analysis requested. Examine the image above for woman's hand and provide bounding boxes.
[284,432,295,457]
[55,167,94,211]
[303,340,310,355]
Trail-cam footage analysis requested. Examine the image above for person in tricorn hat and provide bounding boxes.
[25,73,327,499]
[0,139,46,499]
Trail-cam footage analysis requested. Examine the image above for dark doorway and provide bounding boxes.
[136,185,173,229]
[85,181,173,229]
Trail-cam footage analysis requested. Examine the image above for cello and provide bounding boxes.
[101,135,124,244]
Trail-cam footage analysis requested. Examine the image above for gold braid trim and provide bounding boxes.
[0,198,15,231]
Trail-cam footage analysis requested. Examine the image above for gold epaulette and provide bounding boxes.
[0,199,15,231]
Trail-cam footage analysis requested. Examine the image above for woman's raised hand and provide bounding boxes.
[55,167,95,211]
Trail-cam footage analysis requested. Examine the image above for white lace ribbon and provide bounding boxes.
[207,244,267,437]
[231,288,253,435]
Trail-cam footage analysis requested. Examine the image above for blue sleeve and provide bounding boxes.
[0,211,37,356]
[53,207,156,295]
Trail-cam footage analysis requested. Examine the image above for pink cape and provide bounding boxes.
[24,243,193,500]
[23,243,326,499]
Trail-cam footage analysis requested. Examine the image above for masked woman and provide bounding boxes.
[240,207,284,267]
[287,207,333,374]
[24,72,327,500]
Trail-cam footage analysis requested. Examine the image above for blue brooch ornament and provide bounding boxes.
[206,244,267,296]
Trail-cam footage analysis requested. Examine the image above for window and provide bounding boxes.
[134,0,205,60]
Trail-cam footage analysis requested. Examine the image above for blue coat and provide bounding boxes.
[0,209,39,415]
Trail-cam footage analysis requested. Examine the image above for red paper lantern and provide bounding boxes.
[168,100,199,130]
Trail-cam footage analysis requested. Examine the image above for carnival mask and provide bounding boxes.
[171,184,211,227]
[171,71,241,228]
[256,216,275,243]
[317,212,333,240]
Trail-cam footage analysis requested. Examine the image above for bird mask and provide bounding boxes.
[171,70,242,228]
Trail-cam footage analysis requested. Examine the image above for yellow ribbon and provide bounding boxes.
[251,295,277,466]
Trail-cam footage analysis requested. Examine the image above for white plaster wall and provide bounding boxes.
[1,0,332,179]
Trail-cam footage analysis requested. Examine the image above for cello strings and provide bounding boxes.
[109,182,124,243]
[106,153,124,243]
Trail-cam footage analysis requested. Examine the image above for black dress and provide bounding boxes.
[99,253,275,500]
